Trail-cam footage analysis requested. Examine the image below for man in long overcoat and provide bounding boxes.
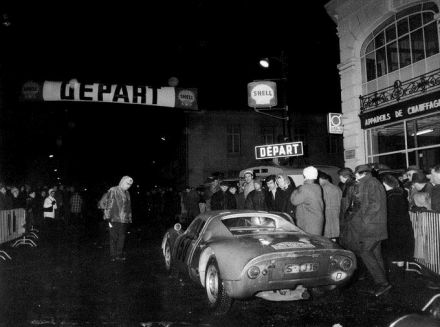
[345,164,391,297]
[290,166,324,235]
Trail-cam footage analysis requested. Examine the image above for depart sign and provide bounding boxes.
[255,142,303,159]
[20,80,198,110]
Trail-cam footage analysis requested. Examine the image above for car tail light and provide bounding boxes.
[340,258,353,271]
[247,266,260,279]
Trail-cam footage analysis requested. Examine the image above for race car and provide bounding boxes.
[161,210,356,314]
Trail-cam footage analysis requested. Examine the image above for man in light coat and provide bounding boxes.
[318,171,342,241]
[290,166,324,235]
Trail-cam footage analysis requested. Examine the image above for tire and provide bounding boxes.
[164,240,172,272]
[205,258,233,315]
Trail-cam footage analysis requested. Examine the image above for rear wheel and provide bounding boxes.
[205,258,233,315]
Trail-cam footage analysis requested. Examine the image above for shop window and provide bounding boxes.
[406,113,440,149]
[227,125,240,154]
[375,152,408,170]
[361,2,439,83]
[369,122,406,155]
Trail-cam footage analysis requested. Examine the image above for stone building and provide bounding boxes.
[185,109,344,187]
[326,0,440,171]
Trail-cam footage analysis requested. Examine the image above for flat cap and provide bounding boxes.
[354,164,372,174]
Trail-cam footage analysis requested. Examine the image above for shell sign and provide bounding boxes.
[247,81,277,108]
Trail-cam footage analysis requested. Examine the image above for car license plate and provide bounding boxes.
[285,263,319,274]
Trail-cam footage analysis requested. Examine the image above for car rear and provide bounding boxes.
[222,248,356,301]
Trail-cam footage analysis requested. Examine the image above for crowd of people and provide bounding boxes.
[174,163,440,298]
[0,183,85,232]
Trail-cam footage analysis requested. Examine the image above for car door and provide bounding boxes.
[174,218,204,271]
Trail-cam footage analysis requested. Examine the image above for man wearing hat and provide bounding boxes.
[345,164,391,297]
[291,166,324,235]
[211,181,237,210]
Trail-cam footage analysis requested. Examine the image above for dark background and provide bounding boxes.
[0,0,340,189]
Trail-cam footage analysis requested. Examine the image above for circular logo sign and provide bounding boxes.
[177,89,196,107]
[21,81,41,100]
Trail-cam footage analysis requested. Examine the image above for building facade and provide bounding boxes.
[326,0,440,171]
[185,109,344,187]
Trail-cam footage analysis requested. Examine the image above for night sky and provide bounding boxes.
[0,0,340,189]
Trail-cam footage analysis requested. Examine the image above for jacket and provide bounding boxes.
[321,180,342,238]
[347,174,388,242]
[103,186,132,223]
[291,180,324,235]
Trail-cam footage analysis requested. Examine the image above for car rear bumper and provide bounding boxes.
[223,274,350,299]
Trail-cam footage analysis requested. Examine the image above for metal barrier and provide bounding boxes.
[0,209,26,245]
[410,211,440,275]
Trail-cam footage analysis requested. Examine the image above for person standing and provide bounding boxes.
[346,164,391,297]
[211,181,237,210]
[103,176,133,262]
[69,187,84,226]
[290,166,324,235]
[276,174,296,219]
[319,171,342,242]
[244,178,267,211]
[265,175,285,212]
[381,174,414,272]
[243,170,255,200]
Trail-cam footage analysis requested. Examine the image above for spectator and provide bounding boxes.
[102,176,134,262]
[381,174,414,273]
[411,192,431,212]
[70,187,84,226]
[227,184,239,209]
[243,170,255,200]
[211,181,237,210]
[244,178,267,210]
[411,172,432,202]
[0,184,12,210]
[11,187,25,209]
[430,165,440,212]
[291,166,324,235]
[25,190,38,232]
[182,186,200,225]
[319,171,342,241]
[276,173,296,219]
[265,175,285,212]
[345,164,391,297]
[338,167,356,238]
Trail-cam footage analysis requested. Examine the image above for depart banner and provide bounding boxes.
[21,80,198,111]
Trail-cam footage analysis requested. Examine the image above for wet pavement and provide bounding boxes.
[0,221,439,327]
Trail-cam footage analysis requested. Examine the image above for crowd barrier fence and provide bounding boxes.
[410,211,440,276]
[0,209,26,246]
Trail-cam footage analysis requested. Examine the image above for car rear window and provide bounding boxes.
[221,215,298,234]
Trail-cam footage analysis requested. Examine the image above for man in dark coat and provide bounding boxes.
[245,178,267,211]
[346,164,391,297]
[211,181,237,210]
[265,175,285,212]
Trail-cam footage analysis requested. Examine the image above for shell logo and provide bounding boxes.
[177,90,195,107]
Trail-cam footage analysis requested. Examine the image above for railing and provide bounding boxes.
[410,211,440,275]
[359,68,440,112]
[0,209,26,246]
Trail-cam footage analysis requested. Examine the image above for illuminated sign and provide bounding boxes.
[255,142,303,159]
[247,81,277,108]
[20,80,198,110]
[328,113,343,134]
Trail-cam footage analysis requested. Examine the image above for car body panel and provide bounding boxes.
[162,210,356,300]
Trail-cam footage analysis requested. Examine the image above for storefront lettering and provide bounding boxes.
[360,91,440,129]
[364,113,391,127]
[407,99,440,115]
